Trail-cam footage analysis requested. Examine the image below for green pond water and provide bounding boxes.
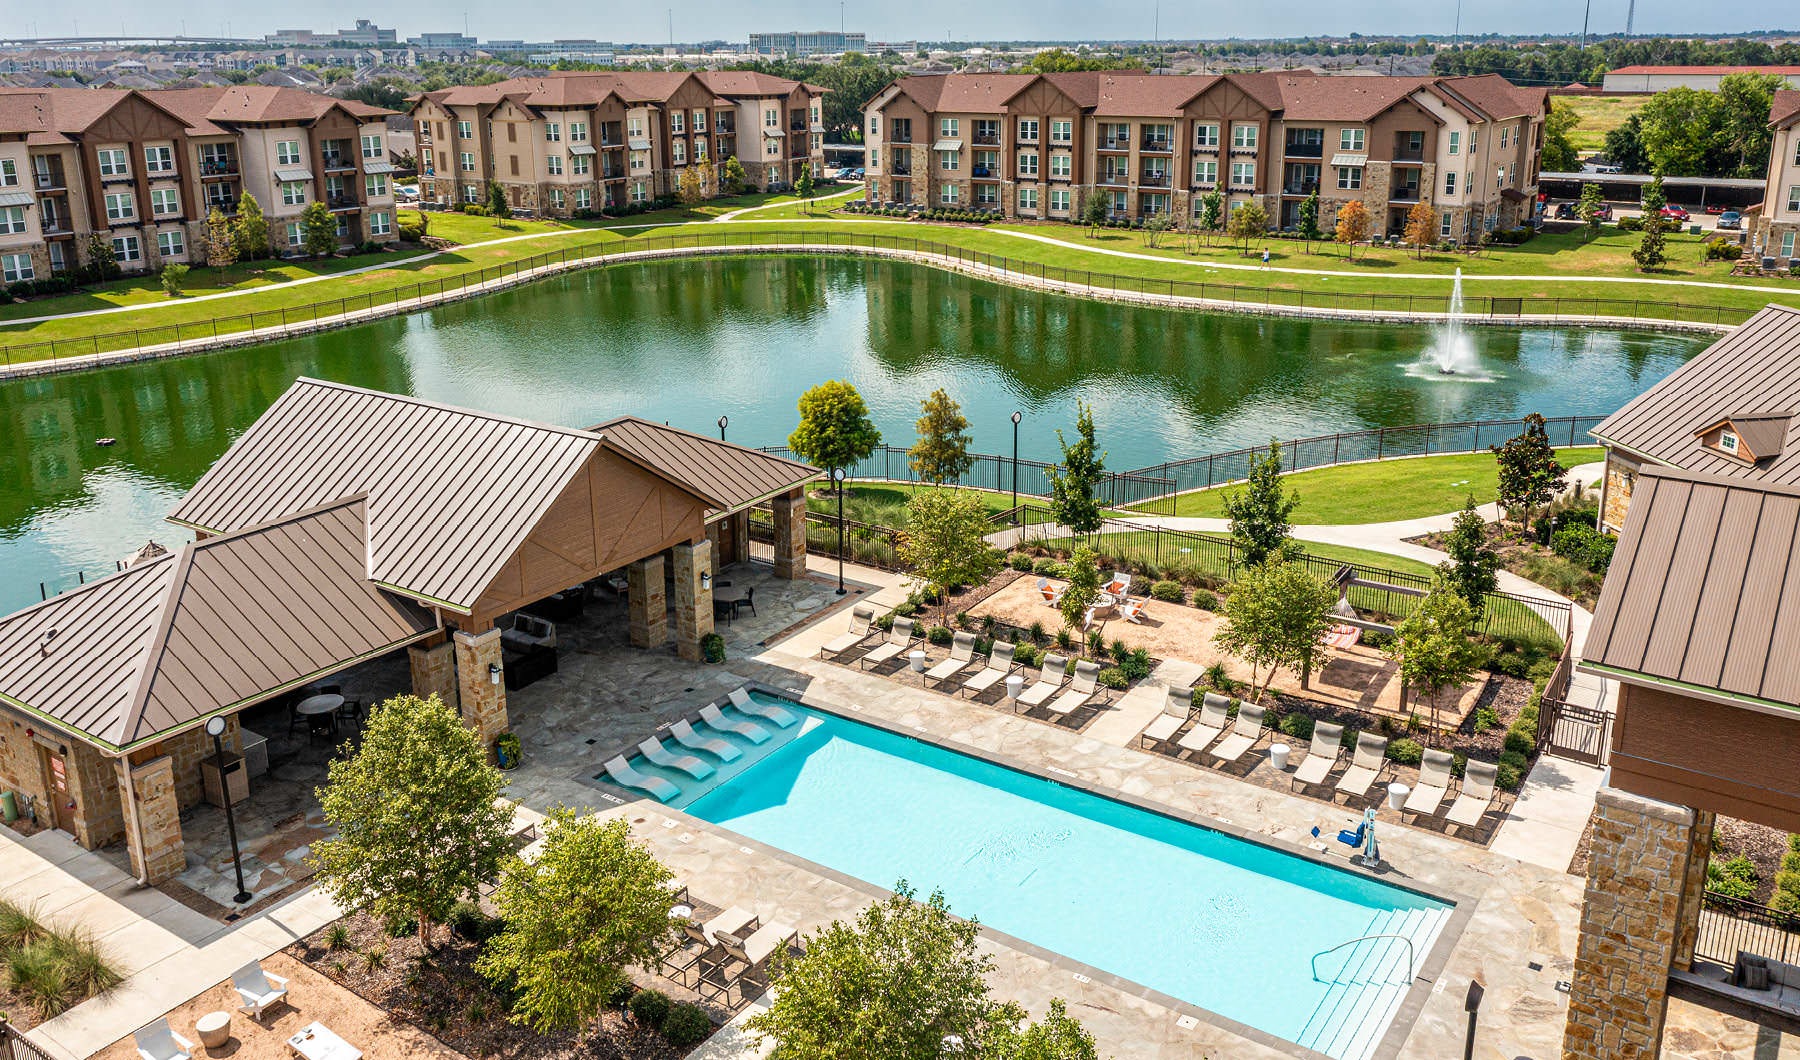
[3,254,1703,613]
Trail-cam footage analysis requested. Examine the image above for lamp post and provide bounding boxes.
[1010,410,1023,525]
[832,466,847,595]
[1462,978,1484,1060]
[717,414,728,441]
[205,715,253,905]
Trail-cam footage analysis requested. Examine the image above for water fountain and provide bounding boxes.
[1420,268,1483,377]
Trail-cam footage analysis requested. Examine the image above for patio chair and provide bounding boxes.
[732,586,756,617]
[1047,660,1102,716]
[1445,761,1499,832]
[703,921,798,1001]
[1176,693,1233,755]
[1403,750,1456,817]
[671,719,742,762]
[313,683,363,725]
[703,905,759,943]
[1104,570,1132,596]
[820,605,877,658]
[701,704,770,744]
[925,632,978,685]
[604,756,679,802]
[728,687,799,728]
[134,1018,193,1060]
[962,641,1016,697]
[1139,687,1193,748]
[860,617,915,669]
[1335,733,1390,801]
[1119,598,1148,624]
[1015,654,1070,710]
[1290,721,1344,789]
[231,960,290,1020]
[638,736,715,781]
[1207,703,1266,764]
[1036,578,1065,607]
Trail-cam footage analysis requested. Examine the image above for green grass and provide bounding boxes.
[1142,447,1607,523]
[806,482,1016,527]
[1558,95,1649,154]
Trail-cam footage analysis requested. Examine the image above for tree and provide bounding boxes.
[232,192,269,260]
[1213,559,1337,702]
[676,164,707,205]
[476,809,680,1033]
[159,263,189,297]
[1225,201,1268,255]
[899,490,1002,625]
[204,208,237,269]
[1197,190,1224,246]
[1437,496,1499,608]
[82,234,120,281]
[1402,200,1437,256]
[795,166,815,212]
[1715,72,1784,177]
[1079,190,1109,234]
[1221,440,1300,566]
[1540,100,1581,173]
[1046,402,1105,536]
[1491,413,1568,535]
[988,999,1100,1060]
[1633,174,1669,271]
[486,179,512,225]
[1602,113,1650,174]
[1057,545,1102,635]
[1334,199,1371,258]
[720,155,748,196]
[909,388,973,485]
[300,201,337,258]
[310,693,513,949]
[1389,575,1485,739]
[1297,187,1322,248]
[1143,211,1170,248]
[1575,183,1605,230]
[787,380,882,485]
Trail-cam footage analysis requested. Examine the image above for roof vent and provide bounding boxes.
[39,627,57,656]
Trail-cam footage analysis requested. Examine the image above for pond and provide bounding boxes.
[2,254,1703,613]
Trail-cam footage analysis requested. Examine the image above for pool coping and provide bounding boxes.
[588,676,1477,1060]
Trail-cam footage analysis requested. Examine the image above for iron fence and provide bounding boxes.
[1,1019,57,1060]
[753,445,1176,514]
[1695,892,1800,968]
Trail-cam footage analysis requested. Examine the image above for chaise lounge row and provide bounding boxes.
[658,902,800,1005]
[604,689,801,802]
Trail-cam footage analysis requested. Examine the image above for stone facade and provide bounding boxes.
[628,554,668,648]
[118,754,184,883]
[1673,809,1715,972]
[453,628,509,756]
[771,488,808,580]
[672,540,714,662]
[1601,452,1641,534]
[408,638,459,713]
[0,709,54,831]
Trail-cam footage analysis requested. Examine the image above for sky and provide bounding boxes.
[2,0,1793,45]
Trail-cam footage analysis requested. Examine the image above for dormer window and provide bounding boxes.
[1693,412,1790,465]
[1719,430,1739,455]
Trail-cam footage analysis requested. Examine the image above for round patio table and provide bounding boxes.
[295,694,344,717]
[1269,742,1291,771]
[195,1011,231,1049]
[1387,782,1410,812]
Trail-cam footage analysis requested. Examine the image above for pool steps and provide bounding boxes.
[1295,905,1452,1060]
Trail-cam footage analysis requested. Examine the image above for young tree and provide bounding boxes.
[1225,201,1268,255]
[720,155,748,195]
[1403,200,1437,256]
[1297,187,1322,249]
[486,179,513,225]
[1143,211,1170,248]
[788,380,882,486]
[1079,190,1109,235]
[1222,439,1300,567]
[909,388,974,485]
[988,999,1100,1060]
[1334,199,1370,258]
[795,166,815,212]
[204,208,237,269]
[310,694,513,949]
[1197,189,1224,246]
[899,490,1002,625]
[1389,575,1486,739]
[476,809,680,1033]
[1576,183,1605,231]
[1046,402,1106,536]
[1633,173,1668,271]
[1437,495,1499,608]
[1057,545,1103,635]
[232,192,269,260]
[159,263,189,297]
[300,201,337,258]
[83,234,121,281]
[1491,412,1568,535]
[1540,100,1581,173]
[1213,559,1337,701]
[676,164,707,205]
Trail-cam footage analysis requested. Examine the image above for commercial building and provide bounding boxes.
[1601,64,1800,93]
[1758,90,1800,266]
[0,85,397,284]
[266,21,399,47]
[748,31,867,57]
[409,71,826,214]
[861,71,1547,242]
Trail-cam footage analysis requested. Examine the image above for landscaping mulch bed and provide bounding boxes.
[1408,523,1603,610]
[1714,817,1796,906]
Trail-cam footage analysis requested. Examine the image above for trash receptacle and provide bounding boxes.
[1,790,16,822]
[1689,224,1702,236]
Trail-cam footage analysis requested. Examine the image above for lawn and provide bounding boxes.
[1557,95,1649,154]
[1142,447,1608,523]
[806,482,1016,527]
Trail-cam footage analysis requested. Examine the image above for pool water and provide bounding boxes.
[618,692,1451,1060]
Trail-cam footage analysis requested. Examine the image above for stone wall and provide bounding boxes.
[0,709,53,827]
[409,639,459,713]
[771,489,807,579]
[672,539,714,663]
[1602,452,1640,533]
[453,628,509,755]
[119,755,184,883]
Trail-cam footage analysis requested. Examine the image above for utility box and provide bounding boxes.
[201,751,249,807]
[240,730,269,779]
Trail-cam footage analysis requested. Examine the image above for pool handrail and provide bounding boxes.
[1309,933,1417,984]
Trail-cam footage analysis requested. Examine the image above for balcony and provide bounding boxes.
[789,120,805,132]
[1389,188,1421,203]
[40,215,69,234]
[198,159,239,178]
[1099,172,1129,186]
[328,194,360,210]
[322,153,356,172]
[601,169,624,180]
[971,166,996,179]
[1282,181,1320,196]
[33,171,66,191]
[1139,172,1171,187]
[1284,142,1323,158]
[972,131,999,146]
[1100,138,1131,152]
[1140,138,1173,153]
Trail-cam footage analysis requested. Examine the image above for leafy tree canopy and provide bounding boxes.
[788,380,882,476]
[1222,440,1300,566]
[909,388,974,485]
[1214,560,1338,703]
[1046,403,1106,535]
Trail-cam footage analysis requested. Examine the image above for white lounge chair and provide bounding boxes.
[962,641,1016,696]
[605,756,679,802]
[670,720,741,762]
[231,960,290,1020]
[1104,570,1132,595]
[820,605,877,658]
[1404,749,1456,817]
[1119,598,1147,624]
[729,921,797,970]
[704,905,758,943]
[1335,733,1389,801]
[134,1019,193,1060]
[860,616,915,669]
[1036,578,1065,606]
[728,687,799,728]
[1048,660,1102,716]
[925,632,978,685]
[702,704,770,744]
[1446,761,1499,832]
[1176,693,1232,755]
[638,737,714,781]
[1290,721,1344,788]
[1015,654,1069,709]
[1207,703,1266,764]
[1140,687,1193,748]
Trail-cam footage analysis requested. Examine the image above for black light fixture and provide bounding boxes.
[205,715,253,905]
[1010,410,1023,524]
[1462,978,1484,1060]
[717,414,729,441]
[832,467,847,595]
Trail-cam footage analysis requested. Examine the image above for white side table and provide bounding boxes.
[1386,782,1410,812]
[195,1011,231,1049]
[1004,674,1025,711]
[1269,742,1291,771]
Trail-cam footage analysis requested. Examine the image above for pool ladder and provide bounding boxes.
[1309,933,1417,984]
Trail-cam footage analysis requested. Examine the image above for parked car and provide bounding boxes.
[1717,211,1743,230]
[1553,201,1577,220]
[1704,204,1727,215]
[1660,204,1690,222]
[851,168,866,180]
[1595,203,1613,221]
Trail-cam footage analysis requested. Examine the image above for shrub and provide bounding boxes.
[1120,648,1153,682]
[448,901,503,942]
[1202,661,1239,694]
[1451,751,1468,778]
[926,625,953,647]
[1087,629,1106,656]
[1473,706,1499,732]
[893,600,918,617]
[1498,749,1528,775]
[384,914,417,938]
[1012,643,1040,667]
[662,1002,714,1046]
[1503,727,1535,756]
[1773,887,1800,914]
[1027,620,1046,643]
[1031,557,1065,576]
[628,987,672,1026]
[1495,760,1523,792]
[1616,215,1645,232]
[700,632,727,663]
[1791,833,1800,854]
[1007,552,1034,572]
[1775,868,1800,897]
[1096,666,1129,690]
[1109,639,1130,663]
[954,610,973,629]
[1054,628,1074,649]
[1191,589,1218,611]
[1703,236,1743,261]
[0,898,45,951]
[7,943,70,1017]
[1278,713,1315,740]
[324,922,353,950]
[1385,738,1424,766]
[1149,580,1184,602]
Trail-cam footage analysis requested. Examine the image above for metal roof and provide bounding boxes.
[0,498,436,751]
[1581,466,1800,713]
[1592,305,1800,485]
[590,416,820,518]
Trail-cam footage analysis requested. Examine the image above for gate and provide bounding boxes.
[1539,699,1611,766]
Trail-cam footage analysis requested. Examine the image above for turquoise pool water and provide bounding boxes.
[625,693,1451,1060]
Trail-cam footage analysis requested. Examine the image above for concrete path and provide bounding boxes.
[1489,755,1606,872]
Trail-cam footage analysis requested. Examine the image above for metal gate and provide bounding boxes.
[1539,699,1612,766]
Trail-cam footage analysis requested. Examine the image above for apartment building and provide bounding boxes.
[409,71,826,215]
[0,86,396,284]
[861,71,1546,242]
[1759,90,1800,264]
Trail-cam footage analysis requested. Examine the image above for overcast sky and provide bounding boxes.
[3,0,1792,45]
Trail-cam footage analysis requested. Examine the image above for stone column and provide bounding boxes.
[730,509,752,566]
[1562,786,1701,1060]
[408,639,459,713]
[453,628,509,756]
[1672,809,1715,973]
[672,539,713,663]
[118,755,184,884]
[771,487,807,580]
[627,554,667,649]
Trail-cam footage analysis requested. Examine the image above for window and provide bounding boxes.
[1794,137,1800,165]
[629,116,645,137]
[975,184,999,206]
[1720,430,1739,454]
[570,121,588,142]
[1195,123,1219,150]
[572,154,590,175]
[97,148,129,176]
[576,187,592,209]
[1468,130,1478,151]
[1444,171,1457,195]
[1050,154,1071,178]
[940,183,959,205]
[1231,124,1257,150]
[111,234,140,261]
[104,191,134,221]
[1784,231,1797,258]
[0,159,14,186]
[1109,190,1127,213]
[0,253,31,283]
[939,118,959,138]
[157,230,184,257]
[939,150,958,172]
[868,115,879,137]
[1231,161,1255,186]
[545,122,561,142]
[1339,128,1364,152]
[1018,152,1038,177]
[631,150,648,171]
[547,154,563,176]
[870,148,879,168]
[671,112,685,134]
[1051,119,1072,144]
[1336,166,1361,190]
[1787,186,1799,212]
[369,210,392,236]
[460,152,476,172]
[365,174,389,198]
[276,140,301,166]
[143,145,174,173]
[764,108,779,128]
[0,206,25,233]
[457,120,473,138]
[1500,126,1511,149]
[1448,131,1461,155]
[1049,188,1070,213]
[284,220,304,246]
[672,140,685,164]
[281,181,307,206]
[1018,118,1039,142]
[631,181,649,203]
[150,188,180,215]
[46,242,63,272]
[1018,187,1038,211]
[362,133,384,158]
[1195,160,1218,185]
[463,184,482,204]
[549,188,565,210]
[695,109,707,131]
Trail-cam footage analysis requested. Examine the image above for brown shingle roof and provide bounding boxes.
[591,416,820,519]
[0,91,49,136]
[1272,73,1430,121]
[894,73,1039,113]
[1436,74,1549,120]
[1580,466,1800,711]
[1090,74,1217,116]
[1773,90,1800,129]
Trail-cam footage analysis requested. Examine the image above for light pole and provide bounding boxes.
[717,414,728,441]
[205,715,253,904]
[1010,410,1022,524]
[832,467,847,595]
[1463,979,1485,1060]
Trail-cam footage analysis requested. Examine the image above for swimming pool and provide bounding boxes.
[617,692,1452,1060]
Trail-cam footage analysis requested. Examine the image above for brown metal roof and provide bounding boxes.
[0,498,436,751]
[590,416,820,519]
[1581,466,1800,712]
[1592,305,1800,485]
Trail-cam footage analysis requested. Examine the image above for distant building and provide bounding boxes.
[267,20,398,48]
[748,31,866,57]
[526,40,617,65]
[408,32,480,50]
[1600,65,1800,93]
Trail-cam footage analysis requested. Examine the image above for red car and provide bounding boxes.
[1660,204,1690,222]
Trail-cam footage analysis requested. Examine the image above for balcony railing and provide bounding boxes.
[971,166,995,179]
[1139,172,1171,187]
[321,154,355,171]
[1283,181,1320,195]
[890,165,912,176]
[198,159,239,178]
[1393,148,1426,163]
[1099,172,1129,186]
[972,132,999,146]
[34,172,66,190]
[40,216,68,234]
[1284,142,1324,158]
[1389,188,1421,202]
[1101,138,1131,151]
[328,195,360,209]
[1141,139,1173,153]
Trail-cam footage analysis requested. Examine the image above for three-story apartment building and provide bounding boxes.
[1758,90,1800,265]
[862,71,1546,242]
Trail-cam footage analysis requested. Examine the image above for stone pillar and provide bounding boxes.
[771,487,807,580]
[672,539,713,663]
[627,554,667,649]
[453,628,509,756]
[730,509,752,566]
[409,639,459,714]
[1672,809,1715,973]
[119,755,184,884]
[1562,786,1702,1060]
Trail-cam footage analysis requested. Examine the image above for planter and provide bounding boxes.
[494,734,522,770]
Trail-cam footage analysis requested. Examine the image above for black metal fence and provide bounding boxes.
[754,445,1176,513]
[1695,892,1800,968]
[1,1019,58,1060]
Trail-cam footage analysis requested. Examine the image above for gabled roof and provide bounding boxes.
[1592,305,1800,486]
[1434,74,1548,121]
[1272,73,1431,121]
[0,498,436,751]
[1581,466,1800,713]
[1693,413,1792,463]
[0,91,49,136]
[1773,90,1800,129]
[1090,73,1217,116]
[891,73,1038,113]
[590,416,820,519]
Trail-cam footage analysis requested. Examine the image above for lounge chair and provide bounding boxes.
[1290,721,1344,788]
[134,1019,193,1060]
[1104,570,1132,596]
[1119,598,1147,624]
[670,720,742,762]
[231,960,290,1020]
[1176,693,1232,755]
[704,905,758,943]
[699,920,799,1003]
[1335,733,1390,801]
[925,632,978,685]
[860,617,915,669]
[604,756,679,802]
[1015,654,1070,710]
[638,737,714,781]
[728,687,799,728]
[1403,750,1456,817]
[702,704,770,744]
[1036,578,1065,606]
[820,605,877,658]
[962,641,1016,696]
[1047,660,1102,716]
[1445,761,1499,832]
[1207,703,1266,764]
[1140,687,1193,748]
